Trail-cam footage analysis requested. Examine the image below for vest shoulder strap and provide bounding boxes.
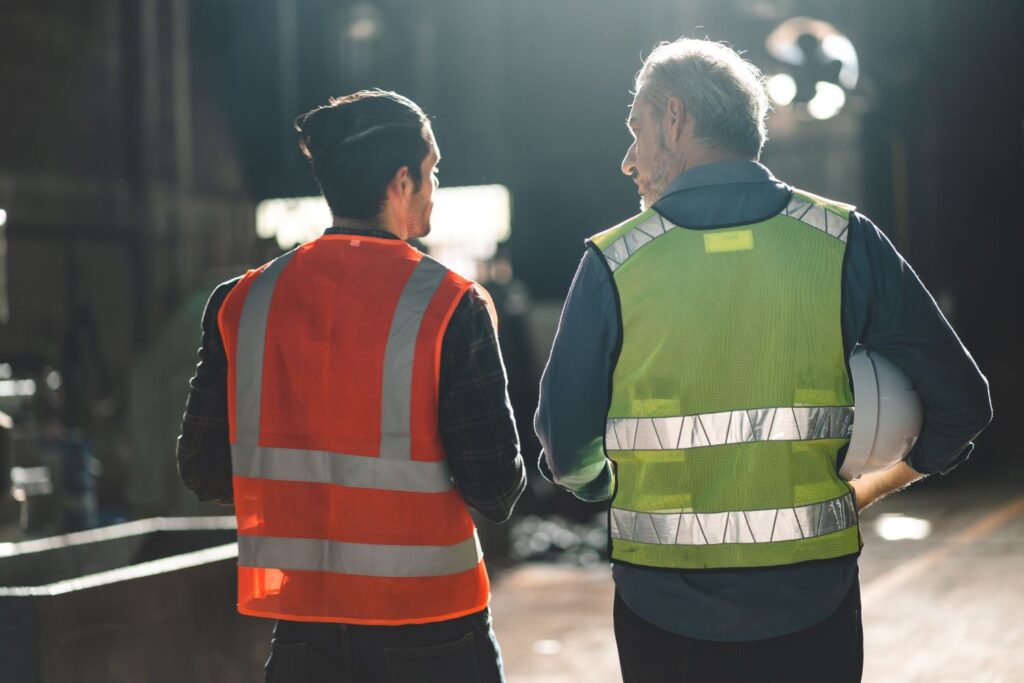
[790,188,856,219]
[588,209,670,273]
[588,209,658,251]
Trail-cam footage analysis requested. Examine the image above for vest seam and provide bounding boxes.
[838,212,857,475]
[585,240,626,563]
[432,278,474,405]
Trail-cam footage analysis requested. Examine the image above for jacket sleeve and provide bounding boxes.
[842,213,992,474]
[438,286,526,523]
[534,247,619,501]
[176,278,239,504]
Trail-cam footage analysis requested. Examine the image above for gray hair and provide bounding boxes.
[635,39,769,159]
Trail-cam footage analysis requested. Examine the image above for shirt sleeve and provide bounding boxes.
[438,285,526,523]
[842,213,993,474]
[534,247,619,501]
[176,278,239,504]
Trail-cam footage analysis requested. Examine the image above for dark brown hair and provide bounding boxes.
[294,90,430,220]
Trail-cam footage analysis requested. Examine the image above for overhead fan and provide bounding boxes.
[765,17,859,120]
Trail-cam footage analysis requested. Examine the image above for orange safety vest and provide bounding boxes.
[219,233,489,625]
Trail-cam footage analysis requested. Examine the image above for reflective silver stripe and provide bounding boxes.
[233,249,298,463]
[237,531,483,577]
[784,196,850,242]
[604,198,847,272]
[610,493,856,545]
[232,447,453,493]
[605,406,853,451]
[602,213,673,272]
[379,256,449,460]
[231,250,454,491]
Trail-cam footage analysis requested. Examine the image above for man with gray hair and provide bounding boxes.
[536,38,990,681]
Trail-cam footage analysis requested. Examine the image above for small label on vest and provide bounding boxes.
[704,230,753,253]
[794,388,841,406]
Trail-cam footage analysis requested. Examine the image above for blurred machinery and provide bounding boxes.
[765,16,860,120]
[0,363,102,540]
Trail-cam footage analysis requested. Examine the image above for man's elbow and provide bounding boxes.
[964,372,994,436]
[471,501,516,525]
[462,459,527,525]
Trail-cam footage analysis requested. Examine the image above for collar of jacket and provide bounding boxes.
[323,226,400,240]
[653,160,792,229]
[661,160,780,196]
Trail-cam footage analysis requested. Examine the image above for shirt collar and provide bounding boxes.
[323,226,400,240]
[661,160,780,198]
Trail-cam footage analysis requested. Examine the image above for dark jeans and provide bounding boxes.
[265,608,504,683]
[614,583,863,683]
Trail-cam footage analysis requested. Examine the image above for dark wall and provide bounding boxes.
[0,0,1018,514]
[907,1,1023,474]
[204,0,704,298]
[161,0,1024,471]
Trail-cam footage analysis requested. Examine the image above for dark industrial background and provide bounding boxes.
[0,0,1019,537]
[0,2,1021,681]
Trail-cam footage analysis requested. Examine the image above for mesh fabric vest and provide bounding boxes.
[219,234,489,624]
[590,189,862,570]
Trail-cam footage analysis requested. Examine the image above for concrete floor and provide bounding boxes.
[490,479,1024,683]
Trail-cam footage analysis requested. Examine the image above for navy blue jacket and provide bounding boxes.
[535,160,992,641]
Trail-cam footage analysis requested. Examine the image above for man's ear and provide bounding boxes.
[386,165,413,203]
[666,96,687,141]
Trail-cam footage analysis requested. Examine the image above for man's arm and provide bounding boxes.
[176,279,239,504]
[842,214,993,501]
[850,461,923,512]
[534,248,619,501]
[438,285,526,523]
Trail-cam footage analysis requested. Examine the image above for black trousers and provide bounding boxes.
[614,583,863,683]
[265,608,504,683]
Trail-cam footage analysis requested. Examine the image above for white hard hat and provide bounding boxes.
[840,347,923,481]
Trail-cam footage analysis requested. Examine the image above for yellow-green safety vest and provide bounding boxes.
[590,189,862,570]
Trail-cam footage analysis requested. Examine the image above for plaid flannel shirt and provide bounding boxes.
[176,230,525,523]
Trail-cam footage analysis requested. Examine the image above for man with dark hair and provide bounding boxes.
[294,90,433,223]
[178,89,524,682]
[536,39,991,682]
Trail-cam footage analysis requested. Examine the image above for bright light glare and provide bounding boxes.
[0,209,7,227]
[807,81,846,120]
[0,363,11,379]
[255,185,512,279]
[256,197,330,249]
[767,74,798,106]
[10,466,53,500]
[0,379,36,398]
[46,370,62,391]
[423,184,511,275]
[821,34,860,90]
[426,184,511,247]
[874,514,932,541]
[344,3,381,42]
[346,17,379,41]
[767,17,858,90]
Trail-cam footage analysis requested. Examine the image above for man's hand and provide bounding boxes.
[850,460,925,512]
